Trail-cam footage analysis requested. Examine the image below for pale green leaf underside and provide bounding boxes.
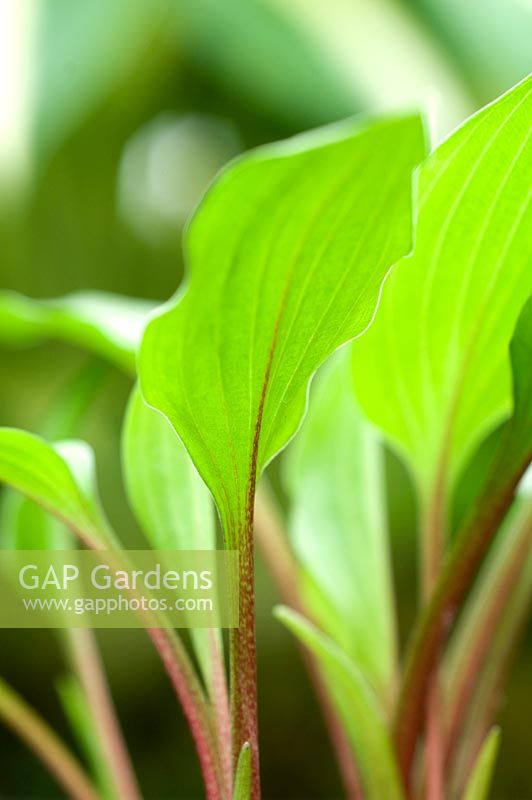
[352,76,532,489]
[462,728,500,800]
[284,351,396,707]
[0,429,109,547]
[0,291,153,375]
[140,115,425,537]
[275,607,403,800]
[123,387,215,551]
[122,387,221,692]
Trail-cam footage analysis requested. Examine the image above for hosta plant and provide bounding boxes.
[0,75,530,800]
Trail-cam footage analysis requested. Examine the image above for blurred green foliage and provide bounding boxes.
[0,1,530,797]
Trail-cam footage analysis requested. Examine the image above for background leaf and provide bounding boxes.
[275,606,403,800]
[284,351,396,708]
[352,76,532,494]
[140,114,426,539]
[0,291,153,375]
[33,0,169,168]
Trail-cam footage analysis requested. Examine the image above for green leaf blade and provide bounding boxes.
[140,115,426,538]
[352,76,532,490]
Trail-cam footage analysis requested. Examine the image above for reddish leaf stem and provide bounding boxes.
[74,525,227,800]
[230,511,260,800]
[207,630,233,798]
[420,475,448,800]
[394,446,530,792]
[444,505,532,770]
[68,628,142,800]
[148,627,225,800]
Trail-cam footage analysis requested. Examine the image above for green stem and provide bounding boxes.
[0,676,100,800]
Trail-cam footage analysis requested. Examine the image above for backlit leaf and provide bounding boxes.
[352,76,532,493]
[139,114,426,541]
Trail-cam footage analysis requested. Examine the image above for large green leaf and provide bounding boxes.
[352,76,532,493]
[284,351,396,708]
[0,291,153,374]
[139,114,425,540]
[275,606,403,800]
